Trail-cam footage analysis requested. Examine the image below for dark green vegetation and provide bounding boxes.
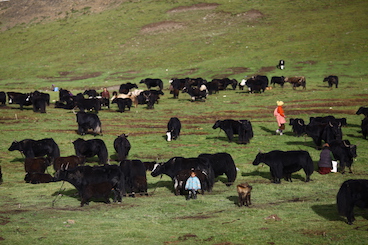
[1,0,368,244]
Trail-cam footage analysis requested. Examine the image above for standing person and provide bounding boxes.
[101,87,110,109]
[318,143,334,174]
[185,170,201,200]
[101,87,110,99]
[274,101,286,135]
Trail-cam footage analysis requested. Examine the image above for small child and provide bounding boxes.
[185,170,201,200]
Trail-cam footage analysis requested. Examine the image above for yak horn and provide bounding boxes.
[72,107,77,114]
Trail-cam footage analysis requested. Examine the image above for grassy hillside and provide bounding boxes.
[1,0,368,244]
[0,0,367,89]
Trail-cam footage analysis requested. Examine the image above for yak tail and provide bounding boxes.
[94,125,102,134]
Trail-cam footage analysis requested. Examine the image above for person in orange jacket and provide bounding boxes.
[274,101,286,135]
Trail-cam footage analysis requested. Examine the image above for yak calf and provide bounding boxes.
[237,182,252,207]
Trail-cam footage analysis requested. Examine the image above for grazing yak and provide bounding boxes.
[76,111,102,136]
[53,155,86,172]
[198,152,237,186]
[270,76,285,88]
[7,92,32,110]
[24,157,51,174]
[169,78,188,98]
[8,138,60,162]
[356,107,368,117]
[285,76,306,89]
[54,165,126,206]
[73,138,108,165]
[111,97,132,112]
[276,60,285,70]
[361,117,368,139]
[182,81,208,102]
[114,134,131,161]
[306,117,343,148]
[252,150,314,184]
[119,83,138,94]
[289,118,306,137]
[337,179,368,225]
[329,139,357,174]
[0,91,6,105]
[323,75,339,88]
[29,91,50,113]
[120,160,147,197]
[136,90,164,109]
[212,119,253,144]
[140,78,163,90]
[151,157,215,193]
[166,117,181,141]
[237,183,252,207]
[241,75,268,93]
[24,173,54,184]
[212,78,238,90]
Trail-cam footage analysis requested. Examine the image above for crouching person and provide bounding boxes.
[185,170,201,200]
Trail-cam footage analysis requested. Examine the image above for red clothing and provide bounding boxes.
[277,106,285,117]
[318,167,332,175]
[101,91,110,99]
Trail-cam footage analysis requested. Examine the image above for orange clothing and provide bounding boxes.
[277,106,285,117]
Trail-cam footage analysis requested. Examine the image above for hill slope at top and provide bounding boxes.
[0,0,367,88]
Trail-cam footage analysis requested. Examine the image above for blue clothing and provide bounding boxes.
[185,176,201,191]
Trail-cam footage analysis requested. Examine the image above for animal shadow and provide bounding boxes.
[311,204,345,222]
[226,195,240,206]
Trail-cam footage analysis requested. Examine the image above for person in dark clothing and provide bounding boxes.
[318,143,334,174]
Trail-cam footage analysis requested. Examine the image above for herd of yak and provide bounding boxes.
[1,75,368,225]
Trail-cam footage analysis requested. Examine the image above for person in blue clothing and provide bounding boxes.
[185,170,201,200]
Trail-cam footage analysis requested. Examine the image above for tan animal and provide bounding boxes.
[237,182,252,207]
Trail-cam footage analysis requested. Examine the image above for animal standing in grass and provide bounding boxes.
[337,179,368,225]
[252,150,314,184]
[237,183,252,207]
[114,134,131,161]
[166,117,181,141]
[75,111,102,136]
[212,119,253,144]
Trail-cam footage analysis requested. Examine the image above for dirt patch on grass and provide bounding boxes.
[176,214,213,220]
[0,0,125,31]
[236,9,265,21]
[141,21,185,34]
[167,3,219,13]
[46,72,103,82]
[258,66,276,73]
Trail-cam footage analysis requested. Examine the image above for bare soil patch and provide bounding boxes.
[0,0,125,31]
[167,3,219,13]
[140,21,185,34]
[236,9,264,20]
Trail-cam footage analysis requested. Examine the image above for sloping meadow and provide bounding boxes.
[1,0,368,244]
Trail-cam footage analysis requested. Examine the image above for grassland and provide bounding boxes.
[1,0,368,244]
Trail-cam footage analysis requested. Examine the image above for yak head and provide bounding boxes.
[8,140,20,152]
[212,120,222,129]
[151,162,165,177]
[252,152,264,166]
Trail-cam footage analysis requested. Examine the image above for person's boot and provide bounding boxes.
[192,190,197,199]
[186,192,191,200]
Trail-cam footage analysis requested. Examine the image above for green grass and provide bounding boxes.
[1,0,368,244]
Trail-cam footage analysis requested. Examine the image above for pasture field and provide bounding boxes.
[1,0,368,244]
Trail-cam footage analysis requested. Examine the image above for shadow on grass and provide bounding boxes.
[242,170,310,183]
[311,203,346,222]
[206,136,251,145]
[226,195,239,206]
